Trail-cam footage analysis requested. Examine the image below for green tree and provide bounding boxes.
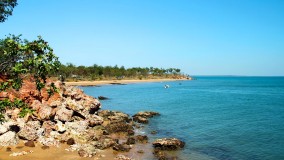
[0,0,17,23]
[0,35,60,91]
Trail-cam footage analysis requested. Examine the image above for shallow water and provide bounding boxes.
[82,76,284,160]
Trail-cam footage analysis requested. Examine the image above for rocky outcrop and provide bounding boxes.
[0,78,183,159]
[152,138,185,150]
[133,111,159,124]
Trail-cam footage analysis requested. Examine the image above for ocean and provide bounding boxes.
[81,77,284,160]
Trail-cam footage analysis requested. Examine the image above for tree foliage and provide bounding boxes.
[0,0,17,23]
[57,63,184,81]
[0,35,60,122]
[0,35,61,91]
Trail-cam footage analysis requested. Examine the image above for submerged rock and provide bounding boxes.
[113,144,131,152]
[152,138,185,150]
[98,96,109,100]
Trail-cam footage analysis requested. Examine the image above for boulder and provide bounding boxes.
[55,107,73,122]
[126,137,136,145]
[67,138,75,145]
[93,137,117,149]
[152,138,185,150]
[0,124,8,135]
[38,105,53,120]
[99,110,130,123]
[42,121,55,136]
[88,115,104,127]
[133,111,160,118]
[18,126,38,141]
[135,135,148,143]
[0,131,19,146]
[105,122,133,134]
[133,116,148,124]
[132,111,159,124]
[24,140,35,147]
[18,121,40,141]
[65,120,88,134]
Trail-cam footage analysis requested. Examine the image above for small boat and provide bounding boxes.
[164,85,170,88]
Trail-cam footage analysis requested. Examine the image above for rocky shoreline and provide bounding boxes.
[0,80,185,160]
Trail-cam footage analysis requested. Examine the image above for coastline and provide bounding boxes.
[65,78,189,86]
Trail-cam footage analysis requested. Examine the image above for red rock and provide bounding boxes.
[38,105,52,120]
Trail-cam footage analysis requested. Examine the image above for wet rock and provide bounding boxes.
[105,122,133,134]
[67,138,75,145]
[133,111,160,118]
[55,107,73,122]
[24,140,35,147]
[126,137,136,145]
[151,130,158,135]
[135,135,148,143]
[113,144,131,152]
[98,96,109,100]
[152,138,185,150]
[153,149,167,160]
[0,131,19,146]
[99,110,130,123]
[133,111,159,124]
[133,116,148,124]
[127,129,135,136]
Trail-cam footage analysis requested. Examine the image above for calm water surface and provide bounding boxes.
[81,77,284,160]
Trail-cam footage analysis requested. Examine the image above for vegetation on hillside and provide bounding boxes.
[57,63,187,81]
[0,35,60,122]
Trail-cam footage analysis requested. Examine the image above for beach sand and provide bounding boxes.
[0,140,154,160]
[65,78,189,86]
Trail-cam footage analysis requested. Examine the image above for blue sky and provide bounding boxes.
[1,0,284,76]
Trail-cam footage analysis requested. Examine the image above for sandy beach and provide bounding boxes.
[65,78,189,86]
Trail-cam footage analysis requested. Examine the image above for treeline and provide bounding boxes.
[57,63,187,81]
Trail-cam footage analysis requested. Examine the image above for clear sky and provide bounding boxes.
[1,0,284,76]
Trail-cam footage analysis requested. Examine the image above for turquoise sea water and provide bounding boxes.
[81,77,284,160]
